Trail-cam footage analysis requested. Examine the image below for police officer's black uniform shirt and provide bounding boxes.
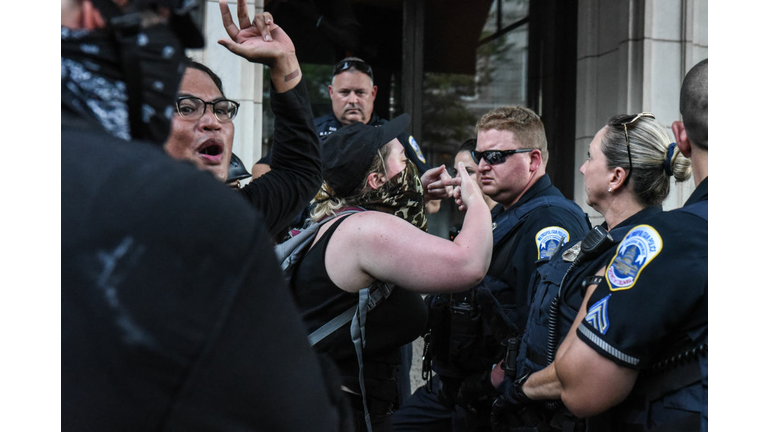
[577,178,708,369]
[577,179,708,432]
[519,206,662,373]
[259,111,432,176]
[489,174,591,331]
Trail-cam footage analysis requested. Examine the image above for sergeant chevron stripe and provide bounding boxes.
[585,294,611,335]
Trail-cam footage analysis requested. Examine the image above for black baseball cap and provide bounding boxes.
[322,114,410,197]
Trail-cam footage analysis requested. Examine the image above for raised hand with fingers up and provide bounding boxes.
[218,0,301,92]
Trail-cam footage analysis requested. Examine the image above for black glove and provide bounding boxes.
[490,373,545,432]
[456,369,497,413]
[491,397,531,432]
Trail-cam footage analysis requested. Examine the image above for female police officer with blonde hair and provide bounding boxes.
[489,112,691,431]
[288,114,493,432]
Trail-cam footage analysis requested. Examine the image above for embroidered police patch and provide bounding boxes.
[409,136,427,163]
[586,294,611,334]
[536,226,569,260]
[606,225,663,291]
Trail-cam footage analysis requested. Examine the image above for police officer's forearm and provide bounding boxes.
[553,277,638,417]
[522,364,562,400]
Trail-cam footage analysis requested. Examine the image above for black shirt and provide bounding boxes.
[518,206,662,373]
[489,174,592,331]
[290,215,428,398]
[578,178,708,369]
[61,116,350,431]
[237,80,323,238]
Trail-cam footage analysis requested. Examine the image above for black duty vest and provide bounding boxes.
[427,196,590,378]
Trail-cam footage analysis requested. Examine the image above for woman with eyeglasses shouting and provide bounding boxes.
[163,1,323,239]
[489,113,692,432]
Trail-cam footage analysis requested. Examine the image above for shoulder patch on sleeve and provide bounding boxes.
[586,294,611,334]
[536,226,569,260]
[606,225,663,291]
[409,136,427,163]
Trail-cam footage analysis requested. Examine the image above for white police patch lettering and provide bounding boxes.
[409,136,427,163]
[536,226,569,260]
[586,294,611,334]
[606,225,663,291]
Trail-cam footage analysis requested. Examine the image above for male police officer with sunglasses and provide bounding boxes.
[394,106,590,432]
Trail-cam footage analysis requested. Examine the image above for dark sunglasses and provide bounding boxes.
[610,112,655,182]
[471,148,534,165]
[333,60,373,79]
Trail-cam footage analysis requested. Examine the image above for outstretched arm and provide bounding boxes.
[219,0,321,238]
[328,162,493,293]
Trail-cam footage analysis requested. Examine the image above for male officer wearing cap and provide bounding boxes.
[253,57,433,186]
[61,0,351,430]
[554,59,708,432]
[394,106,590,431]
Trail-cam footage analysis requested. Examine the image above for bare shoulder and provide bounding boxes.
[334,210,411,228]
[345,211,418,235]
[324,210,423,251]
[322,211,412,291]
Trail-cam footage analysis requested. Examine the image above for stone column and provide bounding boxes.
[575,0,708,225]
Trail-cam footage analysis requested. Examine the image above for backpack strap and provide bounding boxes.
[351,286,373,432]
[308,282,393,346]
[308,282,393,432]
[274,223,321,272]
[274,207,366,273]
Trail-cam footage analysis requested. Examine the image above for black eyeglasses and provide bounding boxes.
[175,96,240,123]
[610,112,655,182]
[332,60,374,80]
[471,148,534,165]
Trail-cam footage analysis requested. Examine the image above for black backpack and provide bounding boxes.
[273,207,392,432]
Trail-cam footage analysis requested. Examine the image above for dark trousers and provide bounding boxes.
[392,375,470,432]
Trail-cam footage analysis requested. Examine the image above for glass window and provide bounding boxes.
[422,1,529,238]
[500,0,529,29]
